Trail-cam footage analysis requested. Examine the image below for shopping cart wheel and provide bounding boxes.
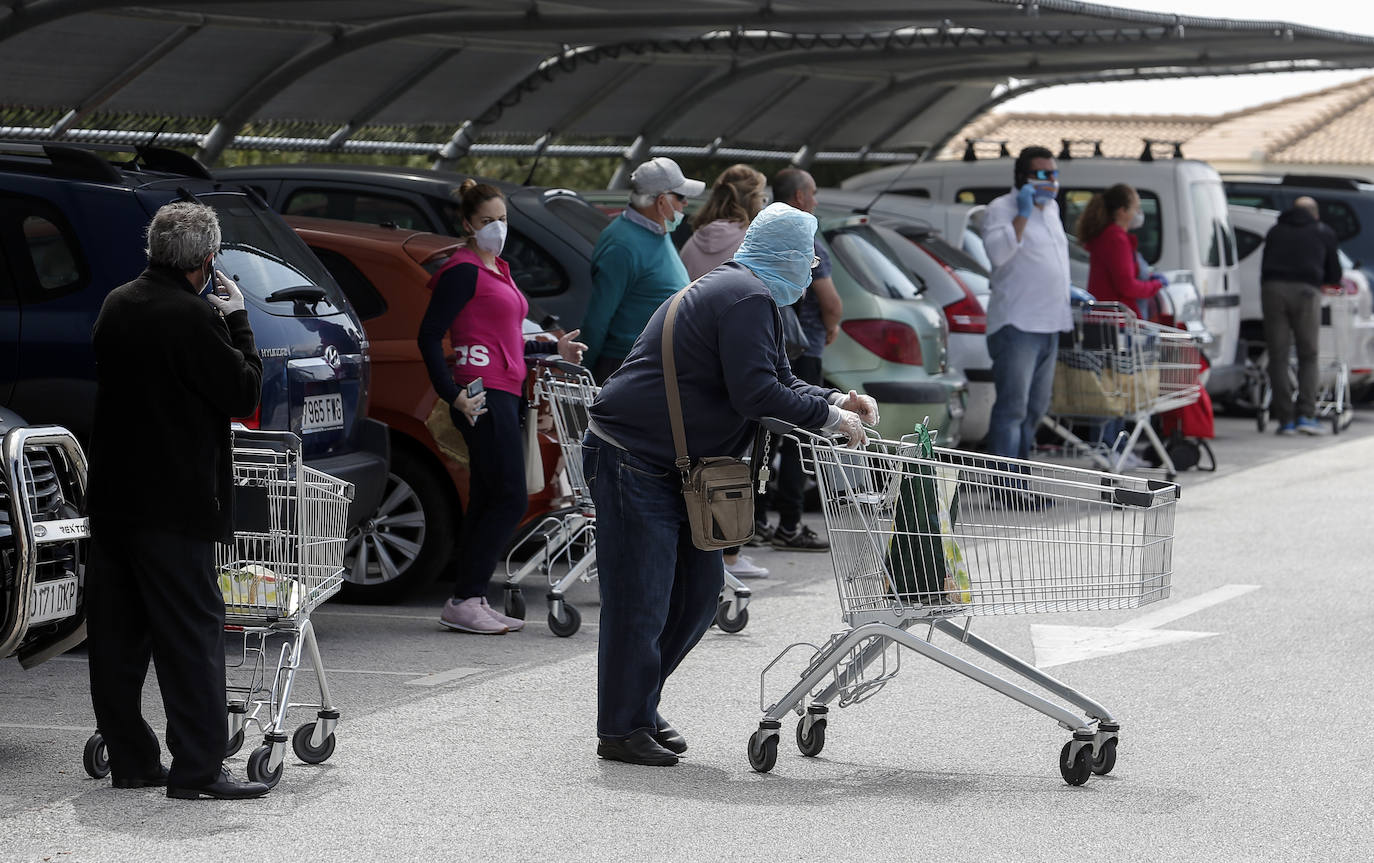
[1091,738,1118,776]
[292,722,337,765]
[83,733,110,779]
[714,602,749,634]
[504,586,527,621]
[1059,740,1093,786]
[547,602,581,638]
[795,716,826,758]
[226,728,245,759]
[747,730,778,773]
[246,744,284,788]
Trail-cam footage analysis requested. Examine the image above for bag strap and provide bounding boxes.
[662,286,693,475]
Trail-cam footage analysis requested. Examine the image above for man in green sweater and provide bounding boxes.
[584,157,704,381]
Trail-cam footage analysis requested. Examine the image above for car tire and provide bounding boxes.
[341,443,456,603]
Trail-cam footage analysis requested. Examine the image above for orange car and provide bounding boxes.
[286,216,564,601]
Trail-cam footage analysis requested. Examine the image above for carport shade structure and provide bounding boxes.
[0,0,1372,181]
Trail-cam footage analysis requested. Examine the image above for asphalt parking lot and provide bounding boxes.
[2,411,1372,862]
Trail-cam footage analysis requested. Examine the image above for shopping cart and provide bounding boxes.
[84,429,352,788]
[747,424,1178,786]
[1256,287,1356,434]
[502,358,753,636]
[1041,302,1203,477]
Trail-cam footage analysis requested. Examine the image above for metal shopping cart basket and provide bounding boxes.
[747,424,1178,786]
[502,358,753,636]
[1041,302,1202,477]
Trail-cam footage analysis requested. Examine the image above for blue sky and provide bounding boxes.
[997,1,1374,115]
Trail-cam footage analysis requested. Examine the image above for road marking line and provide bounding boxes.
[0,723,93,732]
[1118,583,1260,630]
[403,666,485,687]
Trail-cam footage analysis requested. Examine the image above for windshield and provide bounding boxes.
[825,225,924,300]
[202,192,348,316]
[544,195,610,245]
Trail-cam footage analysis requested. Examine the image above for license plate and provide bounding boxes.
[302,393,344,433]
[29,575,79,625]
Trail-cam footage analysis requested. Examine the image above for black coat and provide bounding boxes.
[1261,207,1342,288]
[87,265,263,543]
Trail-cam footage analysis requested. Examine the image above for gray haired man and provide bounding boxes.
[86,201,267,799]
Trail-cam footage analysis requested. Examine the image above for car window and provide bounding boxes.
[955,187,1009,205]
[1317,199,1360,242]
[544,196,611,245]
[1189,182,1232,269]
[824,225,923,300]
[22,214,83,295]
[309,246,387,321]
[202,192,349,315]
[283,188,433,231]
[1060,188,1163,264]
[0,197,87,303]
[506,229,568,298]
[1226,190,1279,209]
[916,235,988,277]
[888,188,932,199]
[1234,227,1264,261]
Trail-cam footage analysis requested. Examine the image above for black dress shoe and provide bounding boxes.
[166,768,270,800]
[112,764,170,789]
[652,720,687,755]
[596,730,678,766]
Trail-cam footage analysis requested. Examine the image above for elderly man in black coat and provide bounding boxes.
[86,201,267,799]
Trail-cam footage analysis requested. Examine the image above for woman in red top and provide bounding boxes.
[418,180,586,634]
[1078,183,1165,310]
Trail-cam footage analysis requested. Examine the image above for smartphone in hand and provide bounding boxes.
[464,378,484,425]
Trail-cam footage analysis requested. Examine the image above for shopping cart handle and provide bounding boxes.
[758,416,798,436]
[536,357,592,378]
[1113,483,1178,507]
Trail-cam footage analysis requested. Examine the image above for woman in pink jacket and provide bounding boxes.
[678,164,767,280]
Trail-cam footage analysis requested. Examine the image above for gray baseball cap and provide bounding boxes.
[629,157,705,198]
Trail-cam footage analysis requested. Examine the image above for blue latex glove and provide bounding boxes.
[1152,272,1169,289]
[1016,183,1035,219]
[1069,286,1095,306]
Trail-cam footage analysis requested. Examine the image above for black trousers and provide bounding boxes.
[86,526,226,787]
[757,354,824,532]
[451,389,529,599]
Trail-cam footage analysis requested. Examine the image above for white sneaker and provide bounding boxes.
[724,555,769,579]
[439,597,508,634]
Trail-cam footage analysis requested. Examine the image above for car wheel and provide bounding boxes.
[341,444,455,602]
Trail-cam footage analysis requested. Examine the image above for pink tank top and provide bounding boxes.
[432,247,529,397]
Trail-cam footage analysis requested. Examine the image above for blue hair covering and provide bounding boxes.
[733,202,819,306]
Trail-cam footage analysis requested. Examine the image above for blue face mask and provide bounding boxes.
[742,250,812,305]
[1031,181,1058,207]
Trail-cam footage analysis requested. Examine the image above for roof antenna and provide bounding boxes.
[856,149,924,216]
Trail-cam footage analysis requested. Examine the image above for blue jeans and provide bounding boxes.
[583,432,724,739]
[987,325,1059,460]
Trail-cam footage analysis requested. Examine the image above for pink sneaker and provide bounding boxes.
[440,597,508,634]
[479,598,525,632]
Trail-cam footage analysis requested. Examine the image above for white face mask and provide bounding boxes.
[1128,208,1145,230]
[473,220,507,255]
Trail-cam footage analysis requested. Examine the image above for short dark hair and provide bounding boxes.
[772,168,811,208]
[1014,146,1055,188]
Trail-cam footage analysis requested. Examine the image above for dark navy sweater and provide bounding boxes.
[1261,207,1342,288]
[589,261,836,470]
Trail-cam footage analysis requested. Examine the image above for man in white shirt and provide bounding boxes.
[981,146,1072,460]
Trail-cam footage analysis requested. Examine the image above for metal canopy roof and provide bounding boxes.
[1,1,1371,181]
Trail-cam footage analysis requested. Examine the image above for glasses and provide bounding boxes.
[1030,169,1059,181]
[668,192,687,203]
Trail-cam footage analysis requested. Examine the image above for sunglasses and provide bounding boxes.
[1030,169,1059,181]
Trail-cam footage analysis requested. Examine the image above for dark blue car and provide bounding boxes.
[0,143,388,565]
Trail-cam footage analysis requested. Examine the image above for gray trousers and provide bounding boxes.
[1261,278,1322,423]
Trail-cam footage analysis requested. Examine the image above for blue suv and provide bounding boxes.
[0,142,388,561]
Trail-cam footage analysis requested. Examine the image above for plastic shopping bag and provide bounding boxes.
[883,424,971,605]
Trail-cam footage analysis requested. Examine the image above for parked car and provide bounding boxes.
[1226,204,1374,397]
[817,191,994,443]
[217,164,608,329]
[1,409,88,669]
[842,155,1246,398]
[285,216,566,599]
[0,141,388,535]
[1224,174,1374,286]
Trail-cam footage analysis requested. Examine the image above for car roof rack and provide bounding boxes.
[132,145,212,180]
[1277,174,1365,191]
[962,138,1011,161]
[0,139,214,183]
[1058,139,1104,160]
[1139,139,1185,162]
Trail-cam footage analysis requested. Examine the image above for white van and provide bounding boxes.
[843,156,1245,396]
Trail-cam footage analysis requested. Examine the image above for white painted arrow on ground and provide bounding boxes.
[1031,584,1261,668]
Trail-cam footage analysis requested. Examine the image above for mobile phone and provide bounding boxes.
[465,377,484,398]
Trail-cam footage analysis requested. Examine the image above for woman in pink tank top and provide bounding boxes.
[418,180,587,634]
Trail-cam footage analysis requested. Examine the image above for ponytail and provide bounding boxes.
[1076,183,1137,242]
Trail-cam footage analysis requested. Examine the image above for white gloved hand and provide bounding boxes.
[204,270,246,317]
[822,406,865,448]
[840,389,880,426]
